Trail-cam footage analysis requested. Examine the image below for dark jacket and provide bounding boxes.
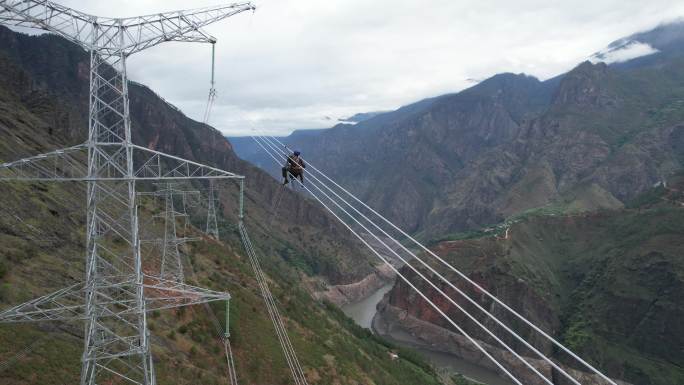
[285,155,305,171]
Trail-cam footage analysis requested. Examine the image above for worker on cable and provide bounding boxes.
[282,150,305,185]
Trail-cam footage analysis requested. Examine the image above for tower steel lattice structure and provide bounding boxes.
[0,1,255,384]
[206,180,221,239]
[139,183,200,282]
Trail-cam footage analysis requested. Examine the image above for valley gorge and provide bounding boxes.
[232,21,684,385]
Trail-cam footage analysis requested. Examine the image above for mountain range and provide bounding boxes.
[232,21,684,240]
[231,20,684,385]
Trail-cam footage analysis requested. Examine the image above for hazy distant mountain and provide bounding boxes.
[229,128,328,178]
[338,111,389,123]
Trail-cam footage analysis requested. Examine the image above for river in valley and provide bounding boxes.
[340,283,394,329]
[341,283,513,385]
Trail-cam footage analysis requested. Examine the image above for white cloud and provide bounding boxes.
[22,0,684,135]
[591,41,660,63]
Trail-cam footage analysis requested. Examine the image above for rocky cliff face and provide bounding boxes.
[415,57,683,237]
[375,302,633,385]
[314,262,394,306]
[379,189,684,385]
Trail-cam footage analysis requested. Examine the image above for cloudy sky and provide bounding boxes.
[40,0,684,135]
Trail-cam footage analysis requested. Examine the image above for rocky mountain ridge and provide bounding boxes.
[378,174,684,385]
[232,21,684,241]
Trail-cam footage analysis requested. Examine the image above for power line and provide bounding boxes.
[238,222,309,385]
[254,134,620,385]
[260,136,582,385]
[267,135,618,385]
[182,252,240,385]
[260,136,568,383]
[251,135,524,384]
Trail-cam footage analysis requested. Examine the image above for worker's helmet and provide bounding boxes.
[294,151,301,156]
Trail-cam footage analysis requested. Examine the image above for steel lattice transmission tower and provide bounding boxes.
[0,1,253,384]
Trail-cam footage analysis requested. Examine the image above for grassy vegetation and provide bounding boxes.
[411,186,684,385]
[626,185,668,208]
[509,207,684,384]
[430,182,626,246]
[0,177,443,385]
[429,229,498,244]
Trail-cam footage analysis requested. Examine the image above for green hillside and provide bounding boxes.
[389,179,684,384]
[0,28,441,385]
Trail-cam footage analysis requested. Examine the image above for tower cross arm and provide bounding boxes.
[0,0,97,47]
[0,1,256,55]
[0,276,230,323]
[118,2,256,55]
